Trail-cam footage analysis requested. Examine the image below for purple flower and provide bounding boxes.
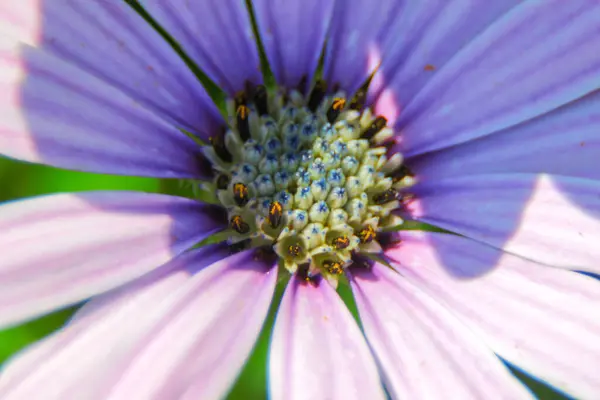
[0,0,599,399]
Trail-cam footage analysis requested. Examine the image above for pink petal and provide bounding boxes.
[387,231,600,398]
[0,247,277,400]
[392,0,600,157]
[349,264,533,399]
[0,191,222,328]
[253,0,335,89]
[144,0,263,94]
[410,174,600,273]
[269,277,385,400]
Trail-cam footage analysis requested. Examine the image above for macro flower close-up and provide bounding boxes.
[0,0,599,399]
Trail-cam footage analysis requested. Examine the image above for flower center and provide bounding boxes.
[203,81,415,284]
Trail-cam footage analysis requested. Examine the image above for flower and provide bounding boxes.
[0,0,599,399]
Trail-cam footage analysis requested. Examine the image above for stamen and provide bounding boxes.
[267,201,283,228]
[373,188,398,205]
[297,263,313,282]
[358,224,376,243]
[349,74,374,110]
[236,105,251,141]
[323,260,344,275]
[296,76,308,94]
[390,164,414,182]
[349,90,367,111]
[237,104,249,120]
[332,235,350,249]
[253,85,268,115]
[288,243,302,257]
[230,215,250,234]
[307,80,327,112]
[234,92,247,108]
[216,174,230,190]
[327,98,346,123]
[210,129,232,163]
[233,182,250,207]
[361,116,387,140]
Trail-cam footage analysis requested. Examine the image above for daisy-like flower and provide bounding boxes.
[0,0,599,398]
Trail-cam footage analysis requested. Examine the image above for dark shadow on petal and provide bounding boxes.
[503,359,574,400]
[363,3,600,276]
[406,173,600,276]
[577,271,600,281]
[81,192,227,259]
[404,177,535,276]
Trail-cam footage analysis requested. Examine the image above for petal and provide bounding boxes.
[0,0,221,134]
[372,0,521,122]
[0,247,215,396]
[107,250,277,399]
[0,247,277,400]
[144,0,262,94]
[409,89,600,180]
[386,232,600,399]
[253,0,335,89]
[410,174,600,273]
[323,0,404,94]
[269,277,385,400]
[349,264,533,399]
[391,0,600,156]
[0,191,223,328]
[0,40,211,178]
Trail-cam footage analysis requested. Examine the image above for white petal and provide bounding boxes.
[269,277,385,400]
[350,263,533,399]
[0,248,277,400]
[387,231,600,398]
[0,192,222,328]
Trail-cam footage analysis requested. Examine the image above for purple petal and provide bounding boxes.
[144,0,262,94]
[323,0,403,94]
[0,44,210,178]
[349,263,533,399]
[409,89,600,180]
[0,0,221,135]
[269,277,385,400]
[372,0,520,122]
[0,247,277,400]
[388,0,600,157]
[0,191,223,328]
[410,174,600,273]
[0,55,204,178]
[387,232,600,398]
[253,0,335,89]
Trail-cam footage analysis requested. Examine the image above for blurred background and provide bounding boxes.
[0,157,567,399]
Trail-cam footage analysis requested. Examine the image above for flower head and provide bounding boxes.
[208,79,410,285]
[0,0,600,399]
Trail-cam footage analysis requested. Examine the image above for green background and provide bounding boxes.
[0,158,571,399]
